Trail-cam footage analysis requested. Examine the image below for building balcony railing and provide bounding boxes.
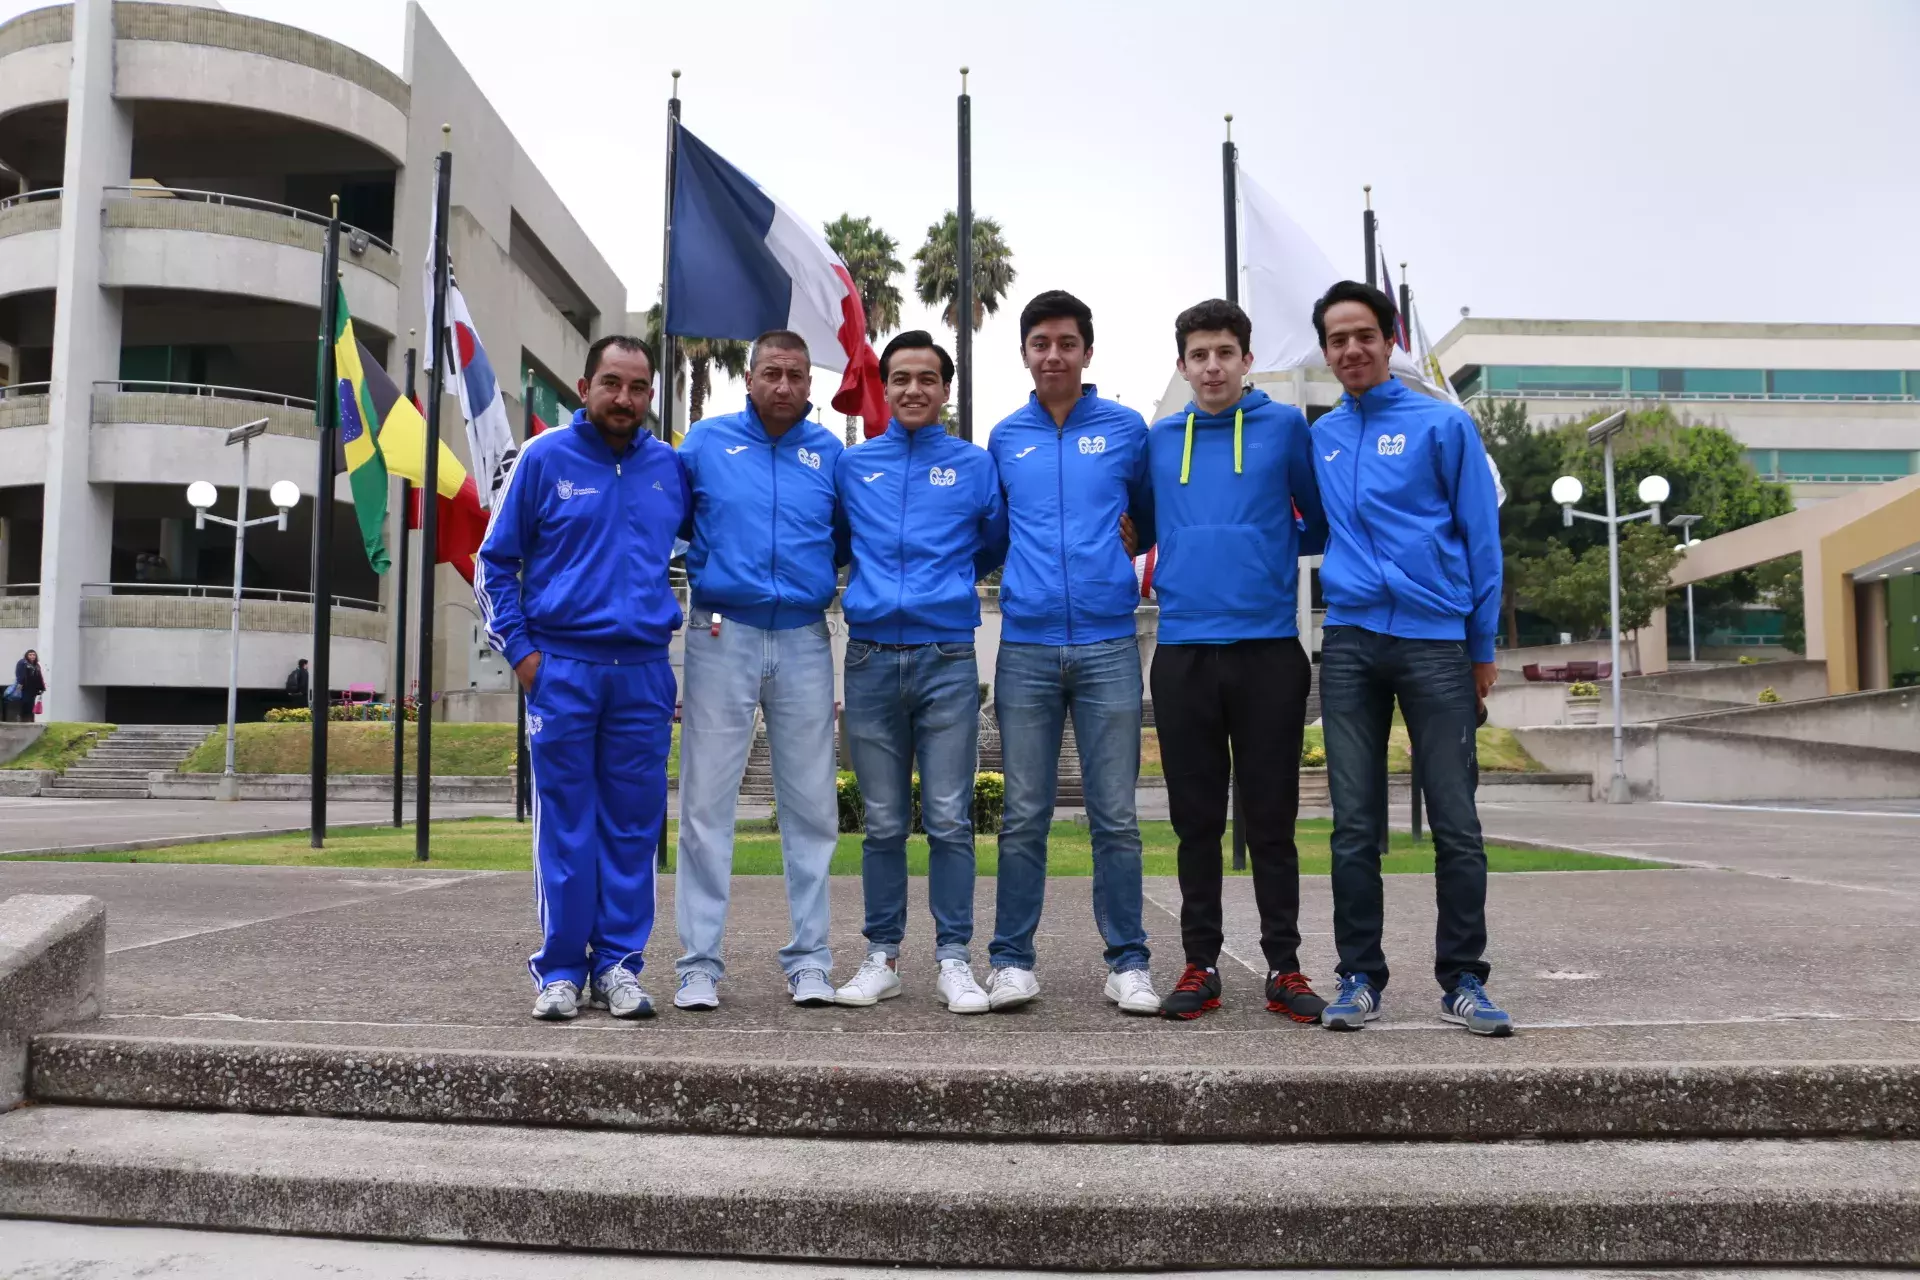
[102,185,400,286]
[0,381,51,429]
[92,381,317,439]
[83,582,380,611]
[79,585,386,644]
[1464,388,1920,406]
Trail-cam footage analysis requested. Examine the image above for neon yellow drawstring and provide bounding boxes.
[1180,408,1244,484]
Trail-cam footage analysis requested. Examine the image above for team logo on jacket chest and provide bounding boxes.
[1376,433,1407,456]
[1078,435,1107,454]
[928,465,958,486]
[556,479,601,500]
[796,447,822,470]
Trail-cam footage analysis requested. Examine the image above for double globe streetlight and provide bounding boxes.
[1551,409,1668,804]
[188,419,302,801]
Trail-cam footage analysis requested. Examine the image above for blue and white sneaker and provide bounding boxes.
[1440,975,1514,1037]
[1322,973,1381,1031]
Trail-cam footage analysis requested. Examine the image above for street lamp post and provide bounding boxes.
[1670,513,1703,665]
[189,418,302,802]
[1553,410,1667,805]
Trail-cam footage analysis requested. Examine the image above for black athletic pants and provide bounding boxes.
[1149,637,1311,973]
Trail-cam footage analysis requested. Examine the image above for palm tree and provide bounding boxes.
[823,214,904,340]
[642,296,749,427]
[913,211,1016,334]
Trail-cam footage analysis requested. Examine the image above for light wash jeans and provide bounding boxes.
[674,609,839,981]
[841,638,979,964]
[990,637,1149,973]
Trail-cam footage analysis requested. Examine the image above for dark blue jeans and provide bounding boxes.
[1320,626,1490,995]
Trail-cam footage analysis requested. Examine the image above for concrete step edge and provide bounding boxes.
[29,1033,1920,1143]
[0,1106,1912,1268]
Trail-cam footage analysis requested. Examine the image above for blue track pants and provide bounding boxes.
[524,653,676,989]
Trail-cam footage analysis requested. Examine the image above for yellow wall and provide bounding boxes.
[1818,484,1920,694]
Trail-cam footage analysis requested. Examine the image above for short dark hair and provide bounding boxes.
[879,330,954,383]
[750,329,810,370]
[1173,298,1253,360]
[584,335,656,382]
[298,659,308,667]
[1018,289,1094,347]
[1311,280,1397,348]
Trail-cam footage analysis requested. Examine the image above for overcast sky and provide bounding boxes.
[17,0,1918,435]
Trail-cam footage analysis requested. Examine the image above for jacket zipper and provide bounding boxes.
[1054,415,1075,643]
[1350,401,1392,633]
[767,435,782,629]
[895,429,913,644]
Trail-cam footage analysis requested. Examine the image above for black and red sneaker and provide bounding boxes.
[1162,964,1222,1021]
[1266,970,1328,1024]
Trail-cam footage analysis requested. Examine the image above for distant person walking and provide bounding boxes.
[5,650,45,723]
[285,659,310,709]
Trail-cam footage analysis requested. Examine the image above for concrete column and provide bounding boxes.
[1858,579,1891,691]
[156,517,185,582]
[0,518,10,589]
[38,0,132,721]
[1640,607,1670,674]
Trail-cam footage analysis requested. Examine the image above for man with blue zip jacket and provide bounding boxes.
[671,330,846,1012]
[983,289,1160,1016]
[477,336,687,1022]
[832,330,1007,1015]
[1146,299,1331,1024]
[1308,280,1513,1037]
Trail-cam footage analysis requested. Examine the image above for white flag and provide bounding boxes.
[1238,167,1340,373]
[423,204,520,509]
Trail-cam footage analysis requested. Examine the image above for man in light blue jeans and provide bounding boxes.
[984,291,1159,1015]
[672,330,846,1011]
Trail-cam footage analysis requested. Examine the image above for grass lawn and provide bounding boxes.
[19,817,1658,875]
[1141,725,1538,777]
[1,722,115,773]
[176,722,683,781]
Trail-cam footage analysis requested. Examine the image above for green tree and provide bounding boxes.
[824,214,903,339]
[1515,522,1681,638]
[1751,553,1806,655]
[642,297,749,426]
[914,212,1016,334]
[1475,398,1567,646]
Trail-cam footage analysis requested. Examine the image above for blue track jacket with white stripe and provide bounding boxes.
[476,408,690,669]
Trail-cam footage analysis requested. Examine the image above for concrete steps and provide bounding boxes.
[38,726,213,800]
[0,1106,1910,1268]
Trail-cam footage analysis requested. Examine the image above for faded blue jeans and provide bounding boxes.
[989,638,1149,973]
[1320,625,1491,995]
[842,638,980,964]
[674,610,839,982]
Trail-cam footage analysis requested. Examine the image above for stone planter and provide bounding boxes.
[1565,696,1601,725]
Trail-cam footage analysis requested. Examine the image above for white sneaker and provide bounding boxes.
[987,966,1040,1011]
[531,980,580,1021]
[1105,968,1161,1015]
[590,967,655,1020]
[937,958,990,1015]
[674,971,719,1011]
[834,952,901,1007]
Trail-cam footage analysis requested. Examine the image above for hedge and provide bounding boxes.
[829,769,1004,836]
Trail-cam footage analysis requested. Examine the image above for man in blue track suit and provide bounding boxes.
[672,329,845,1012]
[476,335,688,1022]
[984,289,1160,1016]
[1308,280,1513,1038]
[831,330,1007,1016]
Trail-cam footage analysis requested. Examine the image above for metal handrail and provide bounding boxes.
[81,582,383,612]
[1465,388,1917,405]
[101,185,396,256]
[0,381,51,400]
[0,583,39,597]
[93,380,315,411]
[0,187,60,212]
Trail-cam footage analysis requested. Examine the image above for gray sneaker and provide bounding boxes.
[789,967,835,1007]
[674,971,719,1011]
[531,980,580,1021]
[590,967,655,1020]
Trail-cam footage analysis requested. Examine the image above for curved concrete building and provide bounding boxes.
[0,0,621,722]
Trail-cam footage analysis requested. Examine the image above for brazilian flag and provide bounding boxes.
[332,285,392,573]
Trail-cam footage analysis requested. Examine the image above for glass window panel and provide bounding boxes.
[1506,366,1624,392]
[1629,368,1662,394]
[1681,368,1764,394]
[1771,450,1914,480]
[1768,369,1904,397]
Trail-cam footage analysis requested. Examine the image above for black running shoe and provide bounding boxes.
[1162,964,1222,1021]
[1266,970,1327,1024]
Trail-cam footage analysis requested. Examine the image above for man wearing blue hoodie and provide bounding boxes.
[1147,299,1329,1024]
[671,330,845,1013]
[832,331,1006,1016]
[1308,280,1513,1037]
[477,335,687,1023]
[984,290,1160,1017]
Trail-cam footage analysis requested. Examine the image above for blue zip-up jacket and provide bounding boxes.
[987,385,1151,646]
[677,401,845,630]
[476,408,690,668]
[835,420,1007,644]
[1311,377,1503,662]
[1145,388,1326,644]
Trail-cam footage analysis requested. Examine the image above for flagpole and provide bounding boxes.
[516,372,532,826]
[1221,114,1238,306]
[956,66,974,442]
[417,127,452,863]
[1363,185,1377,288]
[656,71,681,871]
[393,337,415,829]
[309,195,341,848]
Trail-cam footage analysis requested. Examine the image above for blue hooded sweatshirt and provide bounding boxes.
[835,420,1007,644]
[987,386,1151,646]
[1310,377,1503,662]
[677,400,845,630]
[1145,388,1325,645]
[476,408,689,668]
